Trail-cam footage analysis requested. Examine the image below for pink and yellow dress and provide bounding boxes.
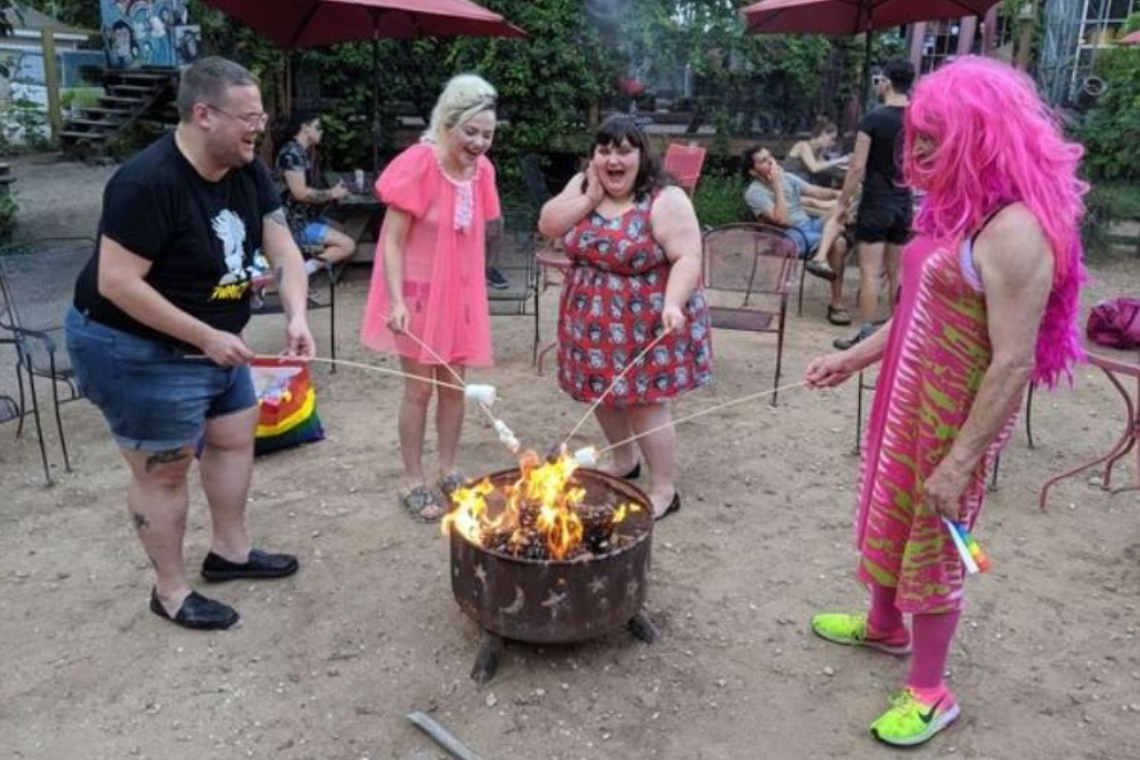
[855,234,1014,614]
[360,142,500,367]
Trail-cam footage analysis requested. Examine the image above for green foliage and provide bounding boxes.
[691,171,747,229]
[0,190,17,244]
[1083,180,1140,256]
[21,0,99,30]
[1075,12,1140,182]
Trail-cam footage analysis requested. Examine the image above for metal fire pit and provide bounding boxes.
[449,467,659,683]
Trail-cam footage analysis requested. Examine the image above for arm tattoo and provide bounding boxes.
[144,448,189,473]
[132,512,150,531]
[265,208,288,228]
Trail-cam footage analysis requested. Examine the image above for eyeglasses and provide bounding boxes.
[205,104,269,130]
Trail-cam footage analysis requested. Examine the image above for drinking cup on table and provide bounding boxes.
[353,168,365,195]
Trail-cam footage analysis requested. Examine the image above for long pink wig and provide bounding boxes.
[903,56,1087,387]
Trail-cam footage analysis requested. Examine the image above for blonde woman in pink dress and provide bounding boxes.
[805,58,1086,747]
[360,74,500,522]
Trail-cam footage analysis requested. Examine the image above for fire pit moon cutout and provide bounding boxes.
[446,465,659,683]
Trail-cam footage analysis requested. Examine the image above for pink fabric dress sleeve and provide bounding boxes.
[478,157,501,222]
[373,143,437,219]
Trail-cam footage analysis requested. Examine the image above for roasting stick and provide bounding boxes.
[389,320,522,453]
[406,711,488,760]
[559,327,674,451]
[593,379,812,457]
[248,354,470,393]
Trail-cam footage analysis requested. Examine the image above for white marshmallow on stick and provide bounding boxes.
[464,384,497,405]
[572,447,599,468]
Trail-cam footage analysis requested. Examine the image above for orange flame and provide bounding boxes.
[441,450,638,561]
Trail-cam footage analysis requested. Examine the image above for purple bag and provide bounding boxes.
[1087,297,1140,349]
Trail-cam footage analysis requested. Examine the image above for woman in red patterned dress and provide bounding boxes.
[538,115,712,519]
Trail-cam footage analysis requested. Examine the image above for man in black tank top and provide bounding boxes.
[834,60,916,350]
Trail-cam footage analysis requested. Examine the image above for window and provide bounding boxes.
[919,19,962,73]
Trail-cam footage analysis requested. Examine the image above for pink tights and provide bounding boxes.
[868,583,962,691]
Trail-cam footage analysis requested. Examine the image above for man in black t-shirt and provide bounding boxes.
[65,57,314,631]
[834,60,916,350]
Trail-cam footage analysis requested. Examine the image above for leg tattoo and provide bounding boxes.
[132,512,150,531]
[144,448,189,473]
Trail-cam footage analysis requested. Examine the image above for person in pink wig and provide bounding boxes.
[803,57,1086,747]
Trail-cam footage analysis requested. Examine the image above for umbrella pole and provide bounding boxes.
[372,21,381,171]
[860,31,872,116]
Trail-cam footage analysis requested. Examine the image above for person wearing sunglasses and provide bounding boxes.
[66,57,314,631]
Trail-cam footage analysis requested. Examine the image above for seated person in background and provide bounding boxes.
[274,110,356,276]
[785,119,850,189]
[744,145,852,325]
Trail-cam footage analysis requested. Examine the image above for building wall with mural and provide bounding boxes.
[100,0,199,69]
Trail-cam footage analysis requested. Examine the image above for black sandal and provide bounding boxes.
[401,485,446,523]
[805,260,838,282]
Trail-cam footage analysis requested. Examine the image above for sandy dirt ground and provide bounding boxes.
[1,152,1138,760]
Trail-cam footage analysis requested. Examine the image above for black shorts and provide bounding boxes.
[856,198,913,245]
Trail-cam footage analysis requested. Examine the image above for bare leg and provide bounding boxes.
[857,241,886,325]
[120,444,196,616]
[398,357,435,488]
[593,406,638,475]
[318,227,356,266]
[199,406,257,562]
[828,236,848,309]
[435,364,466,478]
[884,242,902,312]
[810,212,845,267]
[628,402,676,516]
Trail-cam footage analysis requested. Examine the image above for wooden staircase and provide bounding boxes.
[60,67,179,161]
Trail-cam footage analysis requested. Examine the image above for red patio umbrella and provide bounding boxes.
[743,0,1002,108]
[201,0,525,165]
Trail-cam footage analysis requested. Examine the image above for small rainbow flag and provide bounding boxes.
[942,517,992,575]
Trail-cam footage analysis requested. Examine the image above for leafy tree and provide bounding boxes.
[1076,12,1140,181]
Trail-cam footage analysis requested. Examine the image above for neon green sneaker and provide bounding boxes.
[870,688,960,746]
[810,612,912,656]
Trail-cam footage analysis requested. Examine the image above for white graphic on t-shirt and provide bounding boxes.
[212,209,248,284]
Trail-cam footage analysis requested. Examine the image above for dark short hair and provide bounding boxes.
[176,56,257,122]
[740,144,767,180]
[883,60,916,94]
[285,109,320,141]
[591,115,668,196]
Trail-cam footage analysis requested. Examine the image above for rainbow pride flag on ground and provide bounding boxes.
[251,358,325,455]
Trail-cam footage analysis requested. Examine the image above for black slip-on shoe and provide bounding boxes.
[622,462,641,480]
[201,549,299,583]
[655,492,681,522]
[149,588,239,630]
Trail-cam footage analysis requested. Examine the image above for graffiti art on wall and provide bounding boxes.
[100,0,195,69]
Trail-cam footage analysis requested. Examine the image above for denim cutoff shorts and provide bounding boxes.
[296,219,333,247]
[791,216,825,258]
[65,307,256,452]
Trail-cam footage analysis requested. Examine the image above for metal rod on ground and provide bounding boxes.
[406,711,489,760]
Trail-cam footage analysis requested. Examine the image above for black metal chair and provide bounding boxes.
[701,223,799,405]
[0,237,95,484]
[249,245,343,371]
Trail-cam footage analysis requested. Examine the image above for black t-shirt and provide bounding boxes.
[858,105,911,201]
[74,133,280,345]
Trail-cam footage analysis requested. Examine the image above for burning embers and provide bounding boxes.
[442,450,643,561]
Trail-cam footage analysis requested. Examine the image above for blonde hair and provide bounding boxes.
[424,73,497,145]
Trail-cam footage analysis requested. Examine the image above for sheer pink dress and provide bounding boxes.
[360,142,500,367]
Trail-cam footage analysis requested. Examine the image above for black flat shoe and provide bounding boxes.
[622,462,641,480]
[201,548,299,582]
[149,588,239,630]
[654,492,681,521]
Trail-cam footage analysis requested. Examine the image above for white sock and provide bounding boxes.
[304,259,321,275]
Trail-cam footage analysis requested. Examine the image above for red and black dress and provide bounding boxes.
[556,191,713,408]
